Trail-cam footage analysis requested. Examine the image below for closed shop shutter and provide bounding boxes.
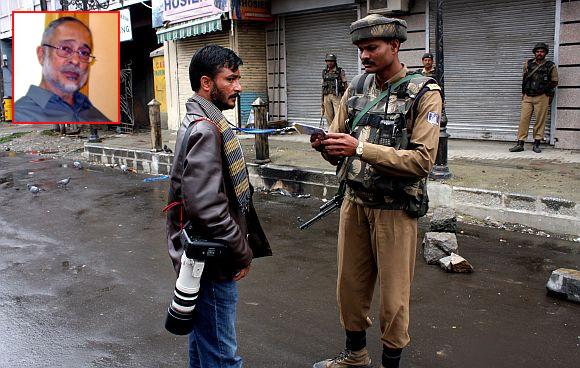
[175,32,233,123]
[236,22,268,126]
[285,8,359,125]
[430,0,555,141]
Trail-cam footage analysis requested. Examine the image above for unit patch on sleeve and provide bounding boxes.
[427,112,440,126]
[426,83,441,91]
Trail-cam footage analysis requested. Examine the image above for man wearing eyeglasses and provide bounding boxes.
[14,16,110,123]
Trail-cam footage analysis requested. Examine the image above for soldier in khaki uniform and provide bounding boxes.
[311,14,442,368]
[322,53,348,125]
[420,52,436,79]
[510,42,558,153]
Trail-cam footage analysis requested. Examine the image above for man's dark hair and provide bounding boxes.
[42,16,93,46]
[189,45,243,91]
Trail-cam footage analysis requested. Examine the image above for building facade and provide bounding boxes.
[0,1,576,149]
[555,0,580,149]
[266,0,579,149]
[156,0,270,137]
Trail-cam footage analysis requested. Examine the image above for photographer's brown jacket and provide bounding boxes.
[166,99,271,280]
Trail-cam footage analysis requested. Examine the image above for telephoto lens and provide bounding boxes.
[165,253,205,335]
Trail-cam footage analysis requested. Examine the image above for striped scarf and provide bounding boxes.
[188,94,251,214]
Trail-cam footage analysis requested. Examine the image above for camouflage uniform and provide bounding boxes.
[322,54,348,125]
[314,14,442,368]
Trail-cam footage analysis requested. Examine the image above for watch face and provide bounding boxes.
[356,144,363,156]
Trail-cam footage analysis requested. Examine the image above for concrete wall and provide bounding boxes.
[554,0,580,149]
[396,0,427,70]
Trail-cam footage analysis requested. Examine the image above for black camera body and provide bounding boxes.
[180,228,229,260]
[165,227,229,336]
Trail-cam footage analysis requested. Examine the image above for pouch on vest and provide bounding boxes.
[404,178,429,218]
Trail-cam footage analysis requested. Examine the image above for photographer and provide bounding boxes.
[165,45,271,368]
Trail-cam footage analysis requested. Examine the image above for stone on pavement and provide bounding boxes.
[439,252,474,273]
[430,206,457,233]
[546,268,580,303]
[422,232,459,264]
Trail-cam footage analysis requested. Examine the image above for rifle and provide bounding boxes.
[299,181,346,230]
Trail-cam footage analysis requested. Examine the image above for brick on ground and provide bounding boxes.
[546,268,580,303]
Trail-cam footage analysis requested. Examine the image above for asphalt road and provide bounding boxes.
[0,152,578,368]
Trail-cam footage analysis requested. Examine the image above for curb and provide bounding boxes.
[84,144,173,175]
[247,162,339,199]
[84,143,580,237]
[428,184,579,237]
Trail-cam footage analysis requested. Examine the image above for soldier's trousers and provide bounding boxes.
[336,199,417,349]
[517,94,550,141]
[323,94,341,126]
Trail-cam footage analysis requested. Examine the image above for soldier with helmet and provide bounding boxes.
[311,14,442,368]
[510,42,558,153]
[321,53,348,125]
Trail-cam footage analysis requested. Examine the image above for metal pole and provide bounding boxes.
[430,0,452,180]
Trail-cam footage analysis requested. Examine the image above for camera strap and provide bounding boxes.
[163,117,213,230]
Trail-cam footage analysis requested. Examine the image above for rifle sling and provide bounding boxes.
[349,74,415,132]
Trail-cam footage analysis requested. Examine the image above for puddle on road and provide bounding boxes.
[515,255,555,273]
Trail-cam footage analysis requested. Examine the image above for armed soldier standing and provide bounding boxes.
[322,53,348,125]
[510,42,558,153]
[311,14,442,368]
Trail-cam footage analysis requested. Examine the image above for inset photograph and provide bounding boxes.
[12,11,120,124]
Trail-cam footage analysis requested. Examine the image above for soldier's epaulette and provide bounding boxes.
[426,83,441,91]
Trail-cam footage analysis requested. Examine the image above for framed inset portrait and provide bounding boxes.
[12,11,120,124]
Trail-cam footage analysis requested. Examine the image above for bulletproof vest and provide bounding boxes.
[523,59,555,97]
[422,69,437,80]
[338,73,436,209]
[322,67,346,96]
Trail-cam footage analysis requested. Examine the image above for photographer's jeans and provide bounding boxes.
[189,278,242,368]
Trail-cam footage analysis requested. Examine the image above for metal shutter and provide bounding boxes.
[175,32,234,123]
[285,9,359,125]
[236,22,268,126]
[431,0,555,141]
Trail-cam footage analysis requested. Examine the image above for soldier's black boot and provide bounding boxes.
[532,140,542,153]
[509,140,525,152]
[381,346,403,368]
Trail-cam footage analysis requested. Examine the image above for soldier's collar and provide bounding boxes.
[376,65,408,90]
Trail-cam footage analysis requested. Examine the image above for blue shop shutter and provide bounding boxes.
[240,92,268,127]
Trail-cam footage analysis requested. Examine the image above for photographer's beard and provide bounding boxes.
[210,84,238,111]
[42,54,89,96]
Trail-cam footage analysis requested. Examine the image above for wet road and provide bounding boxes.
[0,152,579,368]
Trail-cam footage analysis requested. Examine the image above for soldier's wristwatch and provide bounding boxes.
[355,140,364,157]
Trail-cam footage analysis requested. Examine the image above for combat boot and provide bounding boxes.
[509,140,524,152]
[381,346,403,368]
[312,348,372,368]
[532,140,542,153]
